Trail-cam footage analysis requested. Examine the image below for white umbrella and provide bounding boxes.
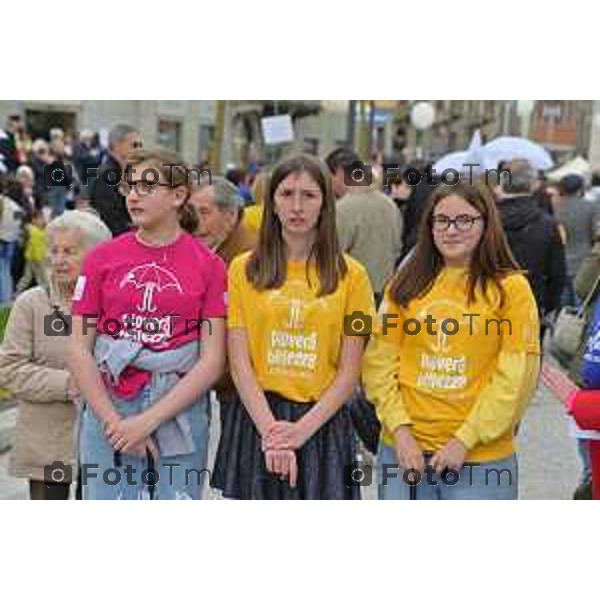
[482,136,554,171]
[547,156,591,183]
[433,150,470,174]
[433,130,495,176]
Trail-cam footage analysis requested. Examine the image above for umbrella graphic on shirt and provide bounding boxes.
[119,263,183,313]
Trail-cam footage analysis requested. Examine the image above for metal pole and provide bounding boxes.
[359,100,369,161]
[213,100,226,173]
[347,100,357,150]
[368,100,376,157]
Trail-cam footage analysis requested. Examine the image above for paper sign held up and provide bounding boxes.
[261,114,294,145]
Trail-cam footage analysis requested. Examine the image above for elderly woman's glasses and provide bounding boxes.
[432,214,483,232]
[118,180,175,197]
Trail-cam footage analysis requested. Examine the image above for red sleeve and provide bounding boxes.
[571,390,600,431]
[70,248,104,319]
[201,253,227,319]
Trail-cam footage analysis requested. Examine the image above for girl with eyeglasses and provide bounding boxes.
[67,148,226,500]
[363,181,541,500]
[212,154,375,499]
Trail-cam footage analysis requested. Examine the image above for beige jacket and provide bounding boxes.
[0,286,76,482]
[336,187,403,296]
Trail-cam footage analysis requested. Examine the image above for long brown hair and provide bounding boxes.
[246,154,347,296]
[389,181,520,307]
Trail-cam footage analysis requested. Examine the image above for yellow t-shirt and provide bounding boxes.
[25,225,47,262]
[242,205,264,234]
[228,252,375,402]
[362,267,541,462]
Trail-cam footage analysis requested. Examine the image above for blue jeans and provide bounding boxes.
[561,276,580,309]
[378,444,518,500]
[79,387,210,500]
[47,187,68,218]
[577,438,592,482]
[0,241,15,304]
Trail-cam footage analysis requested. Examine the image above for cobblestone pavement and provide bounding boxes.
[0,385,581,500]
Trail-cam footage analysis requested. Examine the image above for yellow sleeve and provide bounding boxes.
[362,292,412,432]
[455,275,541,449]
[227,254,249,329]
[344,258,376,332]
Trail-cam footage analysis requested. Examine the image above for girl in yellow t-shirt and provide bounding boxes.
[363,181,541,500]
[213,154,375,499]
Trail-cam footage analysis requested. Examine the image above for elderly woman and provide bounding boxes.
[0,210,111,500]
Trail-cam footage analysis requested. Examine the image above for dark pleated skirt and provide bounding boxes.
[212,391,359,500]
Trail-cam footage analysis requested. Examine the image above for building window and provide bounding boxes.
[157,119,182,152]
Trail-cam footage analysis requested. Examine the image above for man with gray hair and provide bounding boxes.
[188,177,256,496]
[496,159,566,328]
[188,177,256,261]
[91,124,141,236]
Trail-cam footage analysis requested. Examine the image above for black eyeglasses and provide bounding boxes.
[432,214,483,232]
[118,180,175,197]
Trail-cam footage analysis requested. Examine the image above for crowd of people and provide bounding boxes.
[1,115,599,500]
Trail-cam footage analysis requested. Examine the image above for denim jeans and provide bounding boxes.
[561,276,580,309]
[0,241,15,304]
[577,438,592,482]
[47,187,68,218]
[378,444,518,500]
[79,387,210,500]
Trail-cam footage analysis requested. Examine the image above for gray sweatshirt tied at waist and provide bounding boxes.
[93,335,203,457]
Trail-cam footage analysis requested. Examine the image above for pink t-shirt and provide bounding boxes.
[71,231,227,398]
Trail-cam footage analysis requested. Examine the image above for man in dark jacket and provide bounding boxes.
[0,115,22,174]
[497,159,566,327]
[91,124,141,236]
[72,130,102,184]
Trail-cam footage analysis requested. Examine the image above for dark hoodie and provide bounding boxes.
[497,195,566,315]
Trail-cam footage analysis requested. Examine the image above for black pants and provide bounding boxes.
[29,480,71,500]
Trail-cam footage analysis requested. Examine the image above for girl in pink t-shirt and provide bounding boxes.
[68,148,226,500]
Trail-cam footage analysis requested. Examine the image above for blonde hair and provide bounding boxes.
[250,171,269,206]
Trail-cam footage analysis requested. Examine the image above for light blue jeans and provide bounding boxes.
[577,438,592,482]
[47,187,68,218]
[0,241,15,304]
[378,444,518,500]
[79,387,210,500]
